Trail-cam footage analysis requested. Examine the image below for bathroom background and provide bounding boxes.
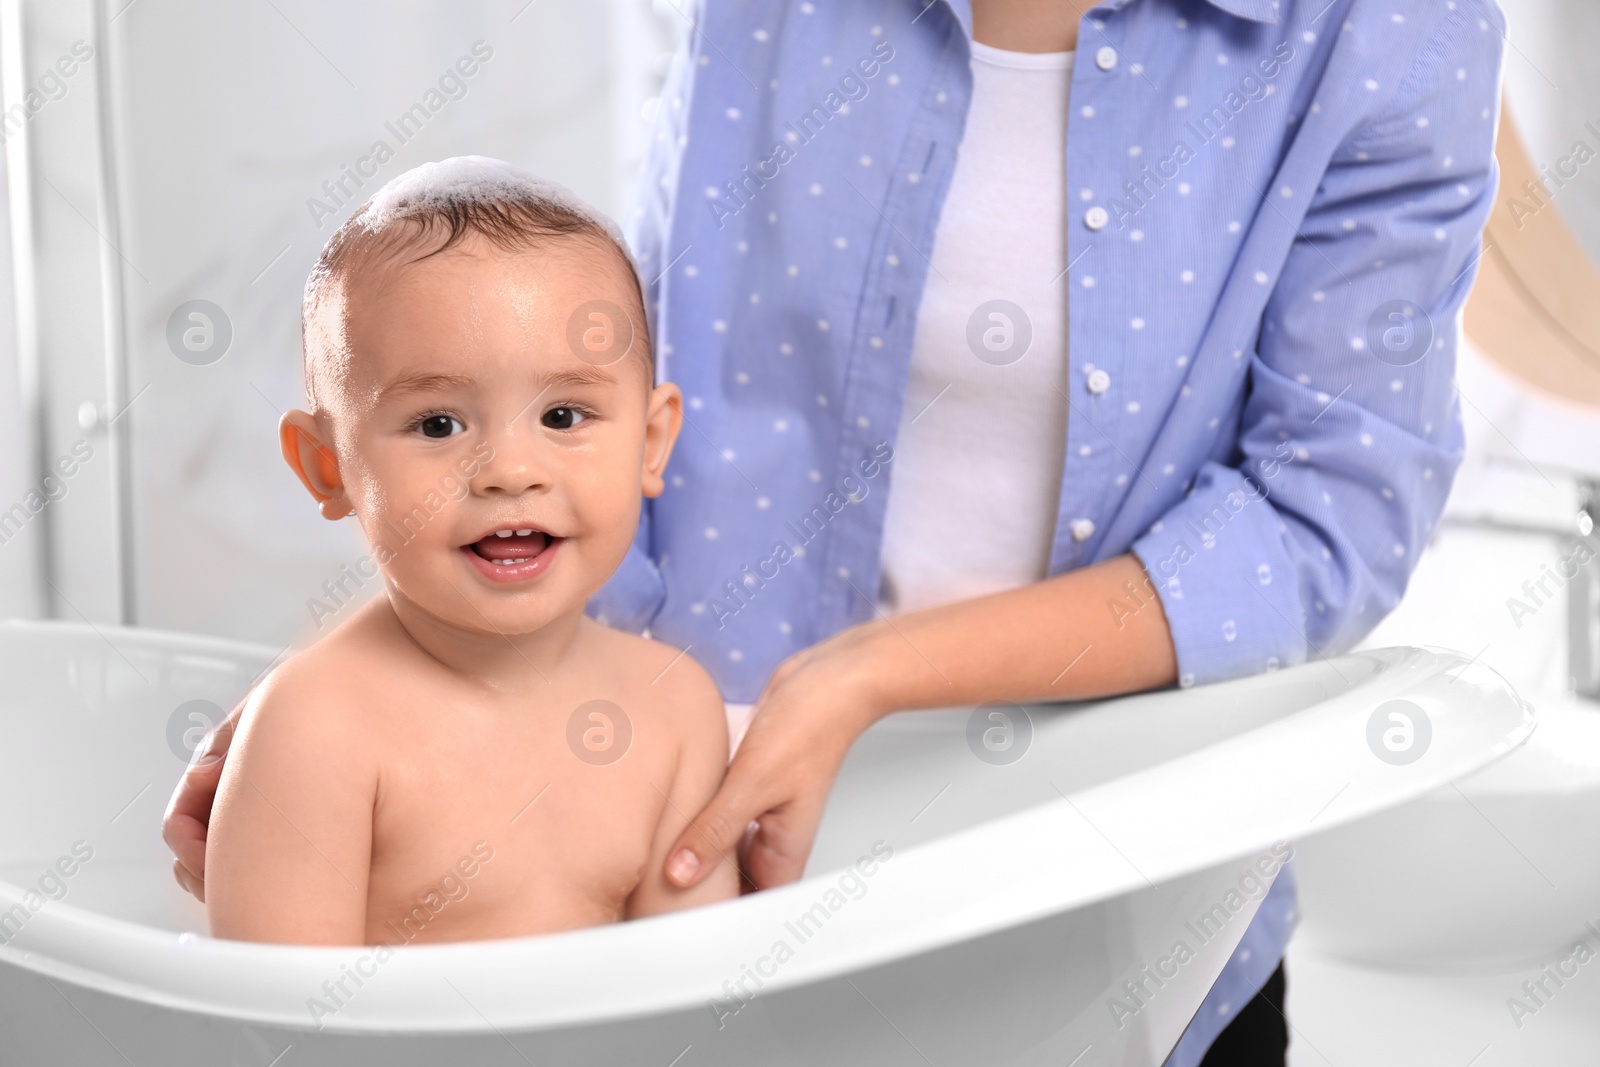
[0,0,1591,659]
[0,0,1597,1063]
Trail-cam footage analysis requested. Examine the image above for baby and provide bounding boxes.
[205,157,738,945]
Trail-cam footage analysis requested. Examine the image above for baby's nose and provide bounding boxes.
[473,437,554,495]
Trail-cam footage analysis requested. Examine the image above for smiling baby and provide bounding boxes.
[204,158,738,945]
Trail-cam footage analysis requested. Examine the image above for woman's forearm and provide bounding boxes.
[662,553,1178,889]
[846,554,1178,716]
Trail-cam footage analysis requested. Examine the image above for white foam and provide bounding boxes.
[359,155,633,268]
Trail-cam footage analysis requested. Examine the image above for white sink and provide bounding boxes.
[1294,691,1600,970]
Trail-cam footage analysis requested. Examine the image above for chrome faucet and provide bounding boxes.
[1573,480,1600,700]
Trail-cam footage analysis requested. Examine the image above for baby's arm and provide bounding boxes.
[626,658,740,917]
[205,662,378,944]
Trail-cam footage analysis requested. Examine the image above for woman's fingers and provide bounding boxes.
[743,790,830,889]
[667,635,883,893]
[171,858,205,903]
[664,756,771,890]
[164,801,210,891]
[667,711,853,890]
[161,701,243,900]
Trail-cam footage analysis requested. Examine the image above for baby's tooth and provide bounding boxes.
[515,528,533,536]
[496,530,513,538]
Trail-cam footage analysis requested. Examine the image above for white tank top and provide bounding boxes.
[876,41,1074,616]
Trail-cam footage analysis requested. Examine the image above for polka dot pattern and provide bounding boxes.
[595,22,1506,954]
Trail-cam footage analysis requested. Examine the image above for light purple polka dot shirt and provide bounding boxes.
[588,0,1505,1060]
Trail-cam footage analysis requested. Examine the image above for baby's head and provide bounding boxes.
[282,157,681,636]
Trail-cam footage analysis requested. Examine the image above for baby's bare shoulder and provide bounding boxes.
[587,623,725,745]
[243,608,410,743]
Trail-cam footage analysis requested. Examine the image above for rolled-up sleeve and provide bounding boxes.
[1133,4,1505,686]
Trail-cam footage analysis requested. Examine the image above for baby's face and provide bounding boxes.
[298,232,677,637]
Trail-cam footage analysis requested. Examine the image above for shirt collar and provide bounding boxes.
[1191,0,1281,24]
[939,0,1281,33]
[1097,0,1281,23]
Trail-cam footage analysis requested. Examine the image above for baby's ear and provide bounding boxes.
[640,382,683,499]
[279,411,352,520]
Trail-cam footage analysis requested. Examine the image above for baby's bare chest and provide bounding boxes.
[360,694,675,943]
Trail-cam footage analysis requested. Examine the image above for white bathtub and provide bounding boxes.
[0,622,1532,1066]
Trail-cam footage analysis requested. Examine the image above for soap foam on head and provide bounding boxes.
[357,155,635,272]
[301,156,648,410]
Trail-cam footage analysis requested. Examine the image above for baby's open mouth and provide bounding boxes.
[467,528,557,567]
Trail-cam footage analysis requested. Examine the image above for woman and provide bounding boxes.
[166,0,1504,1061]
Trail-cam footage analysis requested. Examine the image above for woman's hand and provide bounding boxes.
[661,555,1179,892]
[664,620,890,892]
[161,700,244,902]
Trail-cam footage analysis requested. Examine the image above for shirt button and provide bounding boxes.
[1086,369,1111,395]
[1071,519,1096,542]
[1085,206,1109,231]
[1095,46,1118,71]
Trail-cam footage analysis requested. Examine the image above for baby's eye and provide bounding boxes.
[417,414,464,439]
[542,406,589,430]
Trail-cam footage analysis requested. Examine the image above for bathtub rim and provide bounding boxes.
[0,623,1534,1033]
